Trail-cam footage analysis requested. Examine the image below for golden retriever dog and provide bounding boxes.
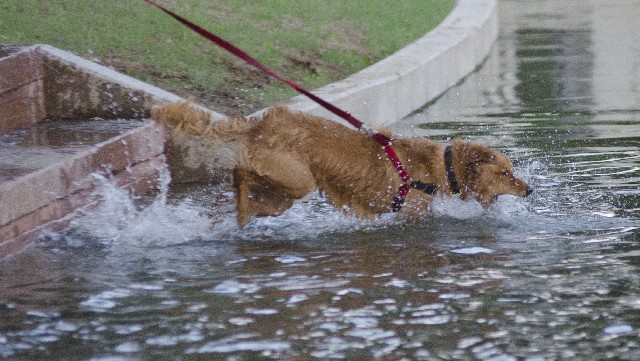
[151,102,533,227]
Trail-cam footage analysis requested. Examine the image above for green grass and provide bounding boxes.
[0,0,455,114]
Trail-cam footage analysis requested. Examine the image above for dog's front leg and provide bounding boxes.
[399,192,434,220]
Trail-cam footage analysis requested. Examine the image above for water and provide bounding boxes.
[0,119,143,183]
[1,0,640,359]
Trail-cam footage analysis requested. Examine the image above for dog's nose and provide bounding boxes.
[525,187,534,197]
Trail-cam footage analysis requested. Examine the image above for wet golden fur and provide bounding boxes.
[152,101,532,227]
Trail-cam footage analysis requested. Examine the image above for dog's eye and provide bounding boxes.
[502,170,511,177]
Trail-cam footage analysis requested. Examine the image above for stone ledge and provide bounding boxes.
[0,47,46,134]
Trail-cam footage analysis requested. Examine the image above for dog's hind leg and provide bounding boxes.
[233,166,252,227]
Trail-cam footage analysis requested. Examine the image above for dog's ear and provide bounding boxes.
[452,139,497,166]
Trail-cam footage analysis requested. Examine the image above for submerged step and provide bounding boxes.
[0,118,144,183]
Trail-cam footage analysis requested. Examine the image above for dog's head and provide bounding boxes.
[452,139,533,207]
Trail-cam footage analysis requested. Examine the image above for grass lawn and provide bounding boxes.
[0,0,455,115]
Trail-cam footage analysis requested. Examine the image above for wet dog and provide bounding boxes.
[151,101,533,227]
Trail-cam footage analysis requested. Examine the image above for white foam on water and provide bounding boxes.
[69,164,216,246]
[195,340,291,353]
[80,288,132,312]
[451,247,495,255]
[603,324,633,335]
[428,193,531,225]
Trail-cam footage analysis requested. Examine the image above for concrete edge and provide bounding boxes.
[36,44,228,121]
[38,45,180,103]
[273,0,498,129]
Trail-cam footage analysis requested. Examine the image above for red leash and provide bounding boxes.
[145,0,412,211]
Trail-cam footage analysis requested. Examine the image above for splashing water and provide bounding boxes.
[67,155,538,247]
[69,161,213,246]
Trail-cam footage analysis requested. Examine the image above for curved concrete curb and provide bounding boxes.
[277,0,498,128]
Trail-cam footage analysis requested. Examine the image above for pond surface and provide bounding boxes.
[1,0,640,360]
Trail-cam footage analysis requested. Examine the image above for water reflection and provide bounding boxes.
[515,27,594,110]
[1,0,640,360]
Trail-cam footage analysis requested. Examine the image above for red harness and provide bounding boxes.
[145,1,415,211]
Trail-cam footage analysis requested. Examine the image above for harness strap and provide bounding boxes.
[392,145,460,210]
[444,145,460,194]
[410,181,438,195]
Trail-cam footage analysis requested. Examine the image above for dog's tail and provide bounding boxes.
[150,101,253,138]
